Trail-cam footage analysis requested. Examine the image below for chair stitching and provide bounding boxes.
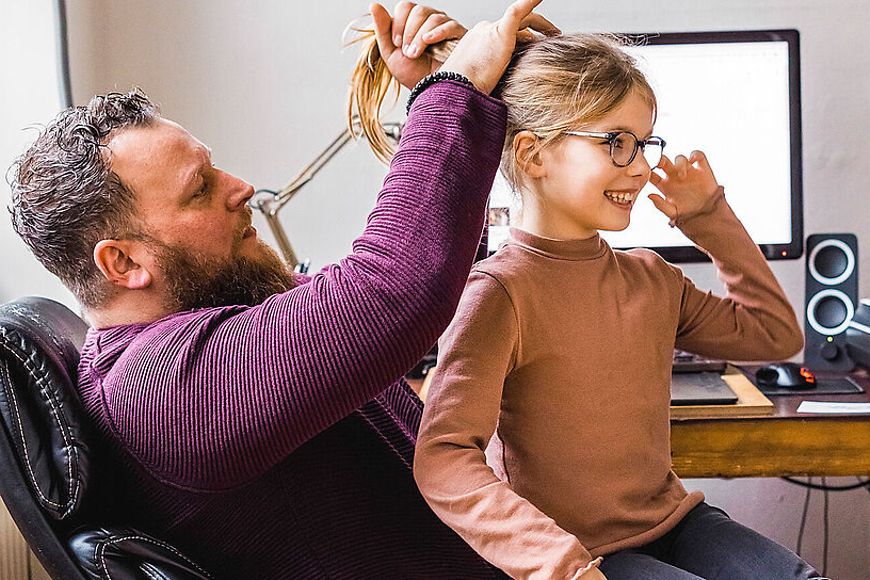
[95,540,110,579]
[97,535,211,578]
[0,356,63,509]
[0,340,78,511]
[0,338,79,513]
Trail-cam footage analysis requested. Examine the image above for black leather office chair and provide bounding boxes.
[0,297,211,579]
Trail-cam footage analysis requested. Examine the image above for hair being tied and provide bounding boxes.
[349,27,655,181]
[346,19,455,164]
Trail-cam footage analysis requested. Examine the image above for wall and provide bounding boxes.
[7,0,868,577]
[1,0,76,309]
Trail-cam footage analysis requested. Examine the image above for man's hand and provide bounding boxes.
[648,150,722,225]
[371,2,467,89]
[438,0,559,95]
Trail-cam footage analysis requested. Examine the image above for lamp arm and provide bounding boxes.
[250,118,403,271]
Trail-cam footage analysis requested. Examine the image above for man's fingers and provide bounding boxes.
[391,1,415,48]
[371,3,397,59]
[648,170,663,186]
[518,12,560,36]
[499,0,545,32]
[402,5,437,57]
[516,29,535,44]
[410,12,450,55]
[422,20,466,45]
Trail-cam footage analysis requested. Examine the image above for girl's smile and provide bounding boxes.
[603,189,638,209]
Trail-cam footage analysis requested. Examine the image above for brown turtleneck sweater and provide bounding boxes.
[414,192,802,579]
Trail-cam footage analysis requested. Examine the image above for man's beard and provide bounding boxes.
[154,238,297,312]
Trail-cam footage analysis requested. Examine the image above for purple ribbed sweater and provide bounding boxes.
[76,82,507,579]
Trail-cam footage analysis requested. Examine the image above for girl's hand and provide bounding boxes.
[439,0,559,95]
[371,2,467,89]
[648,150,721,225]
[580,567,608,580]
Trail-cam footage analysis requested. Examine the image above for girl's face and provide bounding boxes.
[527,90,655,240]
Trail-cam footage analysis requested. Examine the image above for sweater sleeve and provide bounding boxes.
[107,81,507,490]
[670,188,803,360]
[414,271,598,580]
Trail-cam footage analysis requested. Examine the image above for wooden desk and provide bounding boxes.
[407,369,870,479]
[671,368,870,478]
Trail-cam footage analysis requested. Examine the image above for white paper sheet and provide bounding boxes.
[796,401,870,414]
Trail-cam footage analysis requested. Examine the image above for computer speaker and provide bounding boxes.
[804,233,857,371]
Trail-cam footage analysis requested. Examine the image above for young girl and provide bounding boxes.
[353,29,820,580]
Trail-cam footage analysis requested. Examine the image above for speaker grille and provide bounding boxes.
[808,238,855,285]
[807,289,854,335]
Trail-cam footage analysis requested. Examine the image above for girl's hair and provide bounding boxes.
[348,29,655,189]
[346,21,454,164]
[498,33,656,191]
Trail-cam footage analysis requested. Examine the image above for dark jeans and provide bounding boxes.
[597,503,825,580]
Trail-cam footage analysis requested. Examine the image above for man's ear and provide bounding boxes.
[513,130,547,179]
[93,239,153,290]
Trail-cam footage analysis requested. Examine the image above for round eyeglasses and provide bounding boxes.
[563,130,666,168]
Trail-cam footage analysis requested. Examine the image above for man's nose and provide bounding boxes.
[221,171,254,210]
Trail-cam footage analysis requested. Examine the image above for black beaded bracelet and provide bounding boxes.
[406,71,473,115]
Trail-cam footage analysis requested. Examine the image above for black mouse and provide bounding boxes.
[755,363,817,390]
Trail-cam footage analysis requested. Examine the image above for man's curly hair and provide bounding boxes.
[9,88,158,309]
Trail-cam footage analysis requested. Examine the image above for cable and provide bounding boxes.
[822,478,829,576]
[782,476,870,491]
[796,477,811,557]
[787,476,869,575]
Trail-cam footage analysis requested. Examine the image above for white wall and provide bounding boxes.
[1,0,76,309]
[7,0,868,577]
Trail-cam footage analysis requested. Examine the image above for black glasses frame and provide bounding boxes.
[563,130,666,168]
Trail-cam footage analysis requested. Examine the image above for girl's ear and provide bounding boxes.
[93,239,153,290]
[513,130,547,179]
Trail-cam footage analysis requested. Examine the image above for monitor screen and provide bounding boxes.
[487,29,803,263]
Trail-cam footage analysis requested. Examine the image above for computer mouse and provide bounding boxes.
[755,363,817,390]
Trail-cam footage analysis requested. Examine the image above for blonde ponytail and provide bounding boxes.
[346,21,456,164]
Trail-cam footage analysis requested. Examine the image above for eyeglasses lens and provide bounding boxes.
[610,133,636,166]
[643,139,664,168]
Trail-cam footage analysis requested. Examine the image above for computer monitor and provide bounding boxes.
[487,29,803,263]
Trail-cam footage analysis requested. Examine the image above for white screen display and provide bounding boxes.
[488,37,795,255]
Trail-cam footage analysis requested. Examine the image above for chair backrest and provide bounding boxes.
[0,297,211,579]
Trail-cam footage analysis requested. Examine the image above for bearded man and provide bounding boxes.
[9,2,555,577]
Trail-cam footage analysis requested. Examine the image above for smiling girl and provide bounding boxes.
[403,34,819,579]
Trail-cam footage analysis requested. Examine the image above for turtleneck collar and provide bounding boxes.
[507,227,609,261]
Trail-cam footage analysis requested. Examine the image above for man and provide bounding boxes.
[10,1,556,578]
